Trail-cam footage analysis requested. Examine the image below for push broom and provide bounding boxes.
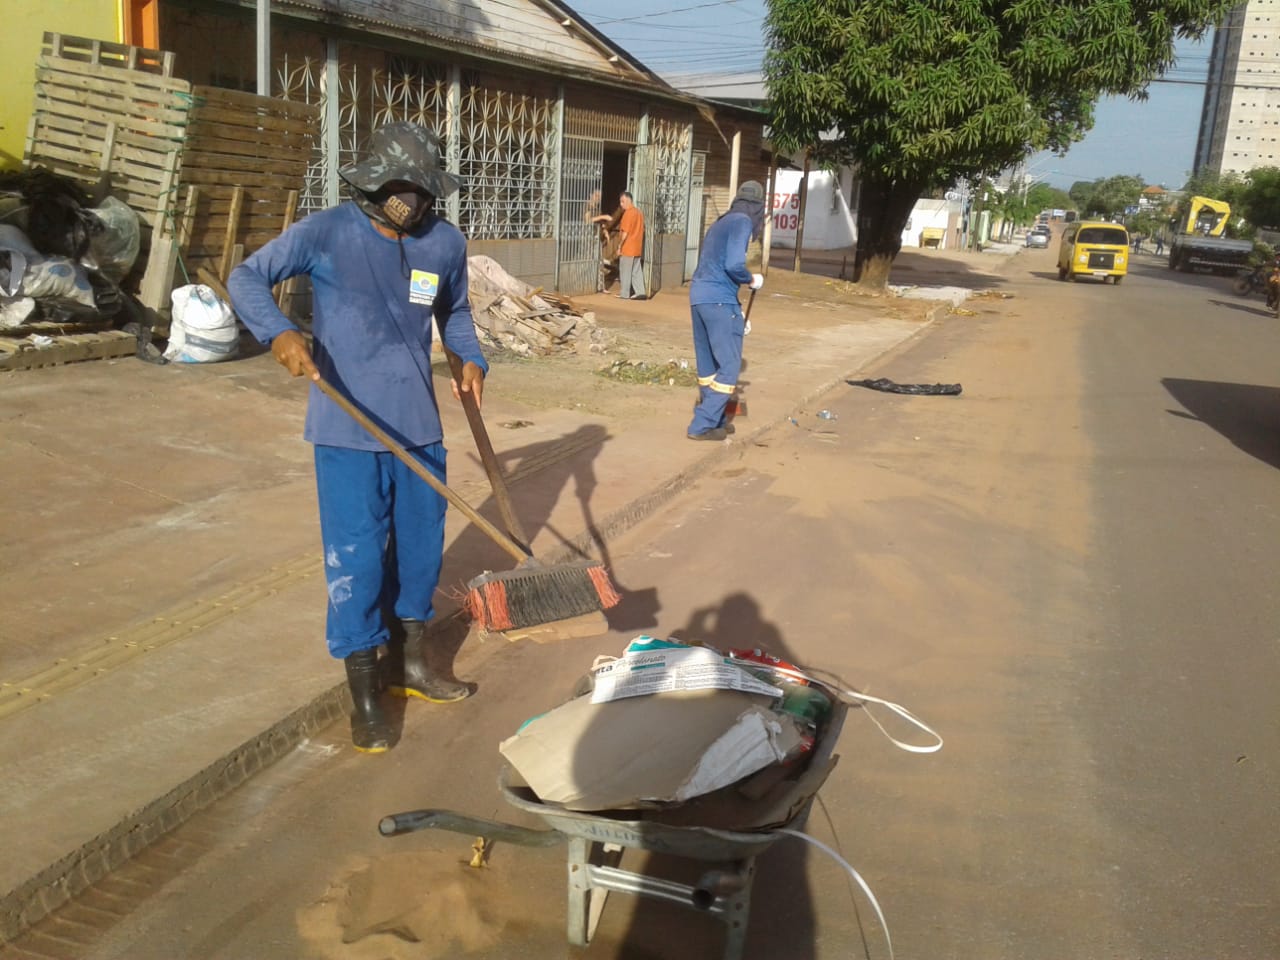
[315,376,620,633]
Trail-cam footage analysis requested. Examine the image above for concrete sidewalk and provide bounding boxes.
[0,245,1017,941]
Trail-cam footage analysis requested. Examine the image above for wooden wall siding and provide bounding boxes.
[176,86,320,276]
[25,33,192,236]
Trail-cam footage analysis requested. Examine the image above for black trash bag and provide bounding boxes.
[848,377,963,396]
[0,168,98,261]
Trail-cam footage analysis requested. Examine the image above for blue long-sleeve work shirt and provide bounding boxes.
[228,202,488,451]
[688,211,754,305]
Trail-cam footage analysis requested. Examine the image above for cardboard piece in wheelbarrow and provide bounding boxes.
[499,687,805,814]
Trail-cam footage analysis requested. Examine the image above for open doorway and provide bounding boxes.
[600,147,630,221]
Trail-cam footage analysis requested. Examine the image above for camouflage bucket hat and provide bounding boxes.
[339,122,461,199]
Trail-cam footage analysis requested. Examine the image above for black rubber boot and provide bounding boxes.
[344,648,393,753]
[384,620,471,704]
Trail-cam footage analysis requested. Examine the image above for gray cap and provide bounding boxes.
[339,122,461,199]
[736,180,765,203]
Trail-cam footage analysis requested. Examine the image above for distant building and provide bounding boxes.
[1195,2,1280,177]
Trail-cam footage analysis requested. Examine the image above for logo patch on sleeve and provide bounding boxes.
[409,270,439,306]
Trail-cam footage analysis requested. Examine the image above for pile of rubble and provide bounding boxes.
[468,255,609,357]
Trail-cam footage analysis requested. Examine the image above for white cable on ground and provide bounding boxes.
[776,827,894,960]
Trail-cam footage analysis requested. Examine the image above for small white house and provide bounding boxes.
[899,198,962,249]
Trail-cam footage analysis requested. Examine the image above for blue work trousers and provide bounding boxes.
[687,301,745,435]
[314,443,447,659]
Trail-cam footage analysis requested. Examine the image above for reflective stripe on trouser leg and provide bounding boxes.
[314,442,447,659]
[687,301,744,435]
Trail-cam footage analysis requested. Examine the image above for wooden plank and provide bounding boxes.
[219,186,244,281]
[32,81,189,126]
[184,136,316,165]
[276,190,299,311]
[177,152,306,178]
[32,127,179,173]
[191,86,319,121]
[184,104,315,136]
[184,122,314,150]
[43,32,171,76]
[196,266,232,305]
[177,185,199,249]
[33,112,187,156]
[179,167,310,190]
[35,52,191,94]
[31,92,189,139]
[138,236,178,311]
[0,330,136,372]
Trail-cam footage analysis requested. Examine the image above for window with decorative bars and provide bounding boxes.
[458,85,557,240]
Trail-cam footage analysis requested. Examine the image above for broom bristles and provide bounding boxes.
[465,560,620,632]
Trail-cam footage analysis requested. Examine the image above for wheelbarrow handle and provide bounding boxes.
[379,809,564,847]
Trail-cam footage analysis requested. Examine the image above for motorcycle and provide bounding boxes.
[1232,260,1280,315]
[1231,264,1270,297]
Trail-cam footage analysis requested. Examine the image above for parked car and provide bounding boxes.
[1025,226,1051,248]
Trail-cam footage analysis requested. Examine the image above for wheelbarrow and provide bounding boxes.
[379,694,846,960]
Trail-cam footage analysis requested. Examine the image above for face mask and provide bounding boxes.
[364,188,433,232]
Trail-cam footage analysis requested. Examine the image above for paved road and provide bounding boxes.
[11,247,1279,960]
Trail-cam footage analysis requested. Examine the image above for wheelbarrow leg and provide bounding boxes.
[566,837,624,947]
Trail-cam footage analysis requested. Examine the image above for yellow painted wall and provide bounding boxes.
[1,2,120,168]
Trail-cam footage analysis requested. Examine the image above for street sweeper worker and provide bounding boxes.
[227,121,488,754]
[686,180,766,441]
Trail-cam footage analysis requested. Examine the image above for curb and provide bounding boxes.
[0,294,956,943]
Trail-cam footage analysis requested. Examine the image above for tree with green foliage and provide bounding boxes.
[1026,182,1074,215]
[1238,166,1280,230]
[1085,175,1145,218]
[1068,180,1097,213]
[764,0,1236,287]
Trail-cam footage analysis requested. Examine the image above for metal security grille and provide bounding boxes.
[565,105,639,143]
[275,54,328,214]
[558,136,606,295]
[275,51,450,215]
[650,117,692,234]
[458,86,557,240]
[685,150,707,279]
[276,51,556,240]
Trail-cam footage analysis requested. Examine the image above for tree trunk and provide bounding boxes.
[853,176,924,290]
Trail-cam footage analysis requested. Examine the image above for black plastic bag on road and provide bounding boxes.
[849,377,963,396]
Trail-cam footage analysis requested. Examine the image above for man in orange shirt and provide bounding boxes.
[615,191,646,299]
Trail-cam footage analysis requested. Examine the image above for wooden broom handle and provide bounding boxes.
[445,349,531,548]
[314,376,530,565]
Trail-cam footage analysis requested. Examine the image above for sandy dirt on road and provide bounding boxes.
[480,269,940,422]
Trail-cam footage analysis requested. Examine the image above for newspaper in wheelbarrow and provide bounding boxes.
[500,637,834,818]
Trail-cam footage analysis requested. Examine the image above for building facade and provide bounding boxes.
[156,0,768,295]
[1194,0,1280,177]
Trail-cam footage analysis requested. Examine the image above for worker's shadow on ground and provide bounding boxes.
[435,420,660,651]
[598,593,831,960]
[1162,378,1280,470]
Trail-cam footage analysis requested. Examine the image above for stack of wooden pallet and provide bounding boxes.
[25,33,192,314]
[178,85,319,307]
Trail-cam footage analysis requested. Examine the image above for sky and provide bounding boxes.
[573,0,1216,192]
